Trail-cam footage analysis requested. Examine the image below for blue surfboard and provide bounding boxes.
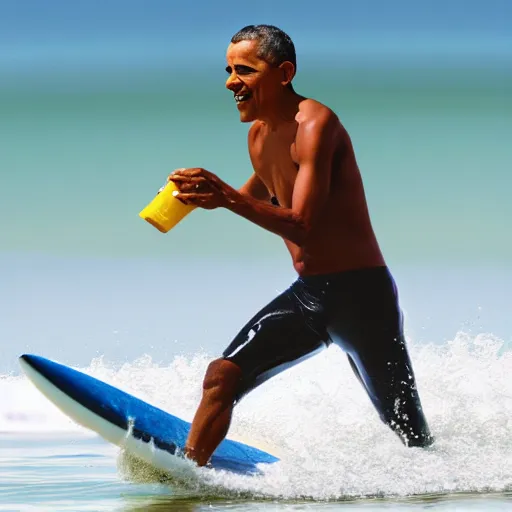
[19,354,279,475]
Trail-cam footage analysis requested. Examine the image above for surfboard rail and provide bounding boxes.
[19,354,279,475]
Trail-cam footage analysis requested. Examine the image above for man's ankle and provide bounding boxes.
[184,445,208,466]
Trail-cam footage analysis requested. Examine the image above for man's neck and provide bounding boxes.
[259,89,305,132]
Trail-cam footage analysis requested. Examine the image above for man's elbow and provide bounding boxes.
[291,212,315,246]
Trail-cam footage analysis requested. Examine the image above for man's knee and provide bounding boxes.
[202,358,242,401]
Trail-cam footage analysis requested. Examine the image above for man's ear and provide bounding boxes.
[279,61,295,86]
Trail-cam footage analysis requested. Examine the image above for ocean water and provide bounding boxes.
[2,334,512,510]
[2,78,511,507]
[2,2,512,509]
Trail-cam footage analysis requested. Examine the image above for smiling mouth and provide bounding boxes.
[234,93,252,104]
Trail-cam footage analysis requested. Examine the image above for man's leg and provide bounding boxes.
[184,281,329,466]
[328,267,433,448]
[346,334,433,448]
[184,359,242,466]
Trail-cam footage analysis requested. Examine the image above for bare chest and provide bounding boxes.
[252,130,299,207]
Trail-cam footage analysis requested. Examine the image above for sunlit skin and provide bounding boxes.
[224,40,297,124]
[167,39,386,466]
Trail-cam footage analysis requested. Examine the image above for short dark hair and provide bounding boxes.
[231,24,297,76]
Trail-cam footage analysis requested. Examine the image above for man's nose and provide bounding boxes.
[225,72,241,91]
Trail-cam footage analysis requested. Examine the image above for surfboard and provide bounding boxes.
[18,354,279,476]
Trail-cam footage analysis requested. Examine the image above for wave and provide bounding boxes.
[2,331,511,499]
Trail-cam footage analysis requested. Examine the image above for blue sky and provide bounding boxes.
[2,0,510,73]
[2,0,510,39]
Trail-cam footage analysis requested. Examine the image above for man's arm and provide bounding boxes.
[238,123,271,202]
[238,173,271,202]
[226,111,337,246]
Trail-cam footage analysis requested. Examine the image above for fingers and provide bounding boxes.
[169,175,203,184]
[165,168,220,210]
[169,176,210,194]
[168,167,186,177]
[173,192,215,206]
[169,167,206,179]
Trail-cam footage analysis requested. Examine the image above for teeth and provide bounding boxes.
[235,94,251,103]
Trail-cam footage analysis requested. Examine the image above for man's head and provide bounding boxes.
[225,25,297,123]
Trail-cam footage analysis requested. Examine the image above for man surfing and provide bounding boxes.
[167,24,434,467]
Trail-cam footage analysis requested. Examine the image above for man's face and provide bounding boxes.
[225,40,283,123]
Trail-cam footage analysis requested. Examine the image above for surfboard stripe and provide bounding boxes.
[20,354,181,455]
[19,354,279,475]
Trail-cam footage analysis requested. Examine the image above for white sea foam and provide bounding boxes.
[2,332,512,500]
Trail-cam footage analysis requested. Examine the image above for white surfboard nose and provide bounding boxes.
[18,353,279,474]
[19,354,33,365]
[19,354,37,377]
[19,354,45,375]
[19,354,56,396]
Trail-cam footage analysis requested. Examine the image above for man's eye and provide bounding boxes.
[236,66,254,75]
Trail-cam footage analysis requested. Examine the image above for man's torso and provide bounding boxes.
[248,98,385,276]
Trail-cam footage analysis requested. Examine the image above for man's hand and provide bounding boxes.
[168,168,236,210]
[220,110,337,246]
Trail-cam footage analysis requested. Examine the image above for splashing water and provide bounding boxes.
[2,332,512,500]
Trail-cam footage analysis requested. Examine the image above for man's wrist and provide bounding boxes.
[223,187,246,211]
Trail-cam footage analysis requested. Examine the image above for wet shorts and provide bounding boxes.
[222,266,433,447]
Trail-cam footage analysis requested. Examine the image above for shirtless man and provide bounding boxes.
[168,25,433,466]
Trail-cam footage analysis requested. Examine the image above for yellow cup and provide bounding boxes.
[139,181,196,233]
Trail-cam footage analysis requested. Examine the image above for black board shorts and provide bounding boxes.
[222,266,433,448]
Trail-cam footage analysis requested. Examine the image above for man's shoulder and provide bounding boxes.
[247,121,265,156]
[296,99,342,141]
[297,98,339,124]
[248,119,264,136]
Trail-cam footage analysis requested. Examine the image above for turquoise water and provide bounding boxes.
[1,433,511,510]
[2,436,511,511]
[2,67,511,263]
[2,2,512,508]
[1,69,511,370]
[2,335,512,510]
